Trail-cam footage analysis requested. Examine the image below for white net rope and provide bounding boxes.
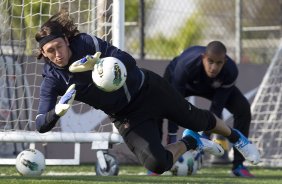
[0,0,116,154]
[250,40,282,167]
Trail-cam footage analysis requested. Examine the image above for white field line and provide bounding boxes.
[44,171,147,176]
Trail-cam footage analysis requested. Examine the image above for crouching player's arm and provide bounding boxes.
[35,84,76,133]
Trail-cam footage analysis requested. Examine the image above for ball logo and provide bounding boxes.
[113,63,123,86]
[186,157,194,175]
[92,57,127,92]
[21,158,39,171]
[20,149,40,172]
[96,60,104,78]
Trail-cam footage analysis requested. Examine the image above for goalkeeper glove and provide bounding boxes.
[69,52,101,72]
[55,84,76,116]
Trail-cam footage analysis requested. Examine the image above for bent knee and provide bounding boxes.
[143,153,173,174]
[144,158,168,174]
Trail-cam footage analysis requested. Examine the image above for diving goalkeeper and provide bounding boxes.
[35,10,260,175]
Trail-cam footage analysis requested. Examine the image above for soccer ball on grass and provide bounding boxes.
[171,150,201,176]
[92,57,127,92]
[16,148,45,176]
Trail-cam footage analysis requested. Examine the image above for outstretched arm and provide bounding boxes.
[36,84,76,133]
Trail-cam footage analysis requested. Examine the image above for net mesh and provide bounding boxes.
[250,40,282,167]
[0,0,115,155]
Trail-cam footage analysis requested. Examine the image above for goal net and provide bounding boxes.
[0,0,124,165]
[250,39,282,167]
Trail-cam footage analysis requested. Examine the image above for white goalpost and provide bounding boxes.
[0,0,124,173]
[250,38,282,167]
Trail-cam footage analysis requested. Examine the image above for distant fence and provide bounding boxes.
[124,0,281,65]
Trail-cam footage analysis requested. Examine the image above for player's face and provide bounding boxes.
[202,52,226,78]
[41,37,72,67]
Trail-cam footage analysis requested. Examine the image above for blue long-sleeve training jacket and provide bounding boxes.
[35,33,143,133]
[166,46,238,116]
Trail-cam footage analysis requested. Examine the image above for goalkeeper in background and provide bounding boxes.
[34,10,260,175]
[158,41,254,177]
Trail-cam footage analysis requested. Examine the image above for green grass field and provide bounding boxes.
[0,164,281,184]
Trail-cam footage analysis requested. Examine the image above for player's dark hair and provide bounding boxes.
[35,9,79,59]
[206,41,227,55]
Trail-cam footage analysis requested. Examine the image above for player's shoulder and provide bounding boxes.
[182,46,205,54]
[175,46,204,66]
[225,56,238,70]
[221,56,238,79]
[73,33,105,43]
[179,46,205,60]
[188,45,205,51]
[70,33,93,44]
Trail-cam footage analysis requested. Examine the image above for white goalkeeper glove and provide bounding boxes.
[69,52,101,73]
[55,84,76,117]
